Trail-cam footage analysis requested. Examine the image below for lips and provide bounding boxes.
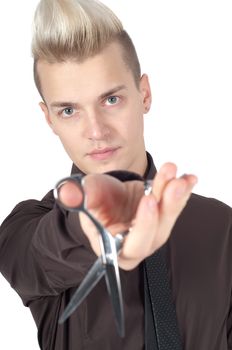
[87,147,120,161]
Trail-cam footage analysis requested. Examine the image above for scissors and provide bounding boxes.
[53,174,128,337]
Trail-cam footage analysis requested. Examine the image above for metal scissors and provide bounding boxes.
[53,174,128,337]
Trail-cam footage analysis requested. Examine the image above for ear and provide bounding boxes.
[139,74,152,114]
[39,102,58,135]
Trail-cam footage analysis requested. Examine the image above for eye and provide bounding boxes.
[58,107,77,118]
[105,96,120,106]
[63,107,74,116]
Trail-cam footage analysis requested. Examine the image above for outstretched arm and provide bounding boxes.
[58,163,197,270]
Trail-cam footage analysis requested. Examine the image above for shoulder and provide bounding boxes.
[189,192,231,211]
[1,190,55,228]
[17,189,54,211]
[184,192,232,226]
[170,192,232,248]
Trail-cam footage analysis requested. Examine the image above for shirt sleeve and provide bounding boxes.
[227,296,232,349]
[227,212,232,348]
[0,170,142,306]
[0,190,96,304]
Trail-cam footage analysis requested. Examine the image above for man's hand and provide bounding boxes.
[58,163,197,270]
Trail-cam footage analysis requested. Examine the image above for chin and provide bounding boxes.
[94,162,127,174]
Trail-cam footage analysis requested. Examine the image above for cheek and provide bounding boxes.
[122,111,144,138]
[55,126,81,151]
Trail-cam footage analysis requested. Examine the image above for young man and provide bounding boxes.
[0,0,231,349]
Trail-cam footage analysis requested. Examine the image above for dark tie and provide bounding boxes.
[144,247,183,350]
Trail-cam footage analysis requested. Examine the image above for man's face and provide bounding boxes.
[38,42,152,175]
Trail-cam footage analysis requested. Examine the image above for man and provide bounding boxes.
[0,0,231,349]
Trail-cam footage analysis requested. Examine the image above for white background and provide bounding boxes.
[0,1,232,348]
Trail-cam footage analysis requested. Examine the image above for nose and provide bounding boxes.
[84,109,110,141]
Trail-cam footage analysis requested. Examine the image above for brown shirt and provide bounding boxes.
[0,153,232,350]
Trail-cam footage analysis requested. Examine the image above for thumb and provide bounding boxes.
[57,180,83,208]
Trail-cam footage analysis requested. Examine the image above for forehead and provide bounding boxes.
[37,43,136,102]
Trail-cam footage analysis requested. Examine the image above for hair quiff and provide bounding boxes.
[32,0,141,95]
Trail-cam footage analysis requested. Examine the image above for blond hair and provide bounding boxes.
[32,0,141,95]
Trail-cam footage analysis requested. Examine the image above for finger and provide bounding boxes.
[79,212,102,256]
[119,174,198,270]
[58,181,83,208]
[152,163,177,202]
[118,193,159,270]
[158,174,198,236]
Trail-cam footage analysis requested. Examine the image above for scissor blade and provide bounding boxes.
[105,263,125,337]
[59,258,105,324]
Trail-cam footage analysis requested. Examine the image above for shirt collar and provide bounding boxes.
[71,151,156,180]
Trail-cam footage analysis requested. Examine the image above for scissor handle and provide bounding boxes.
[114,231,128,252]
[54,174,85,211]
[54,174,128,265]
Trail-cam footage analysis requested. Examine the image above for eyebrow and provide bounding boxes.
[50,85,127,109]
[50,101,77,109]
[99,85,127,100]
